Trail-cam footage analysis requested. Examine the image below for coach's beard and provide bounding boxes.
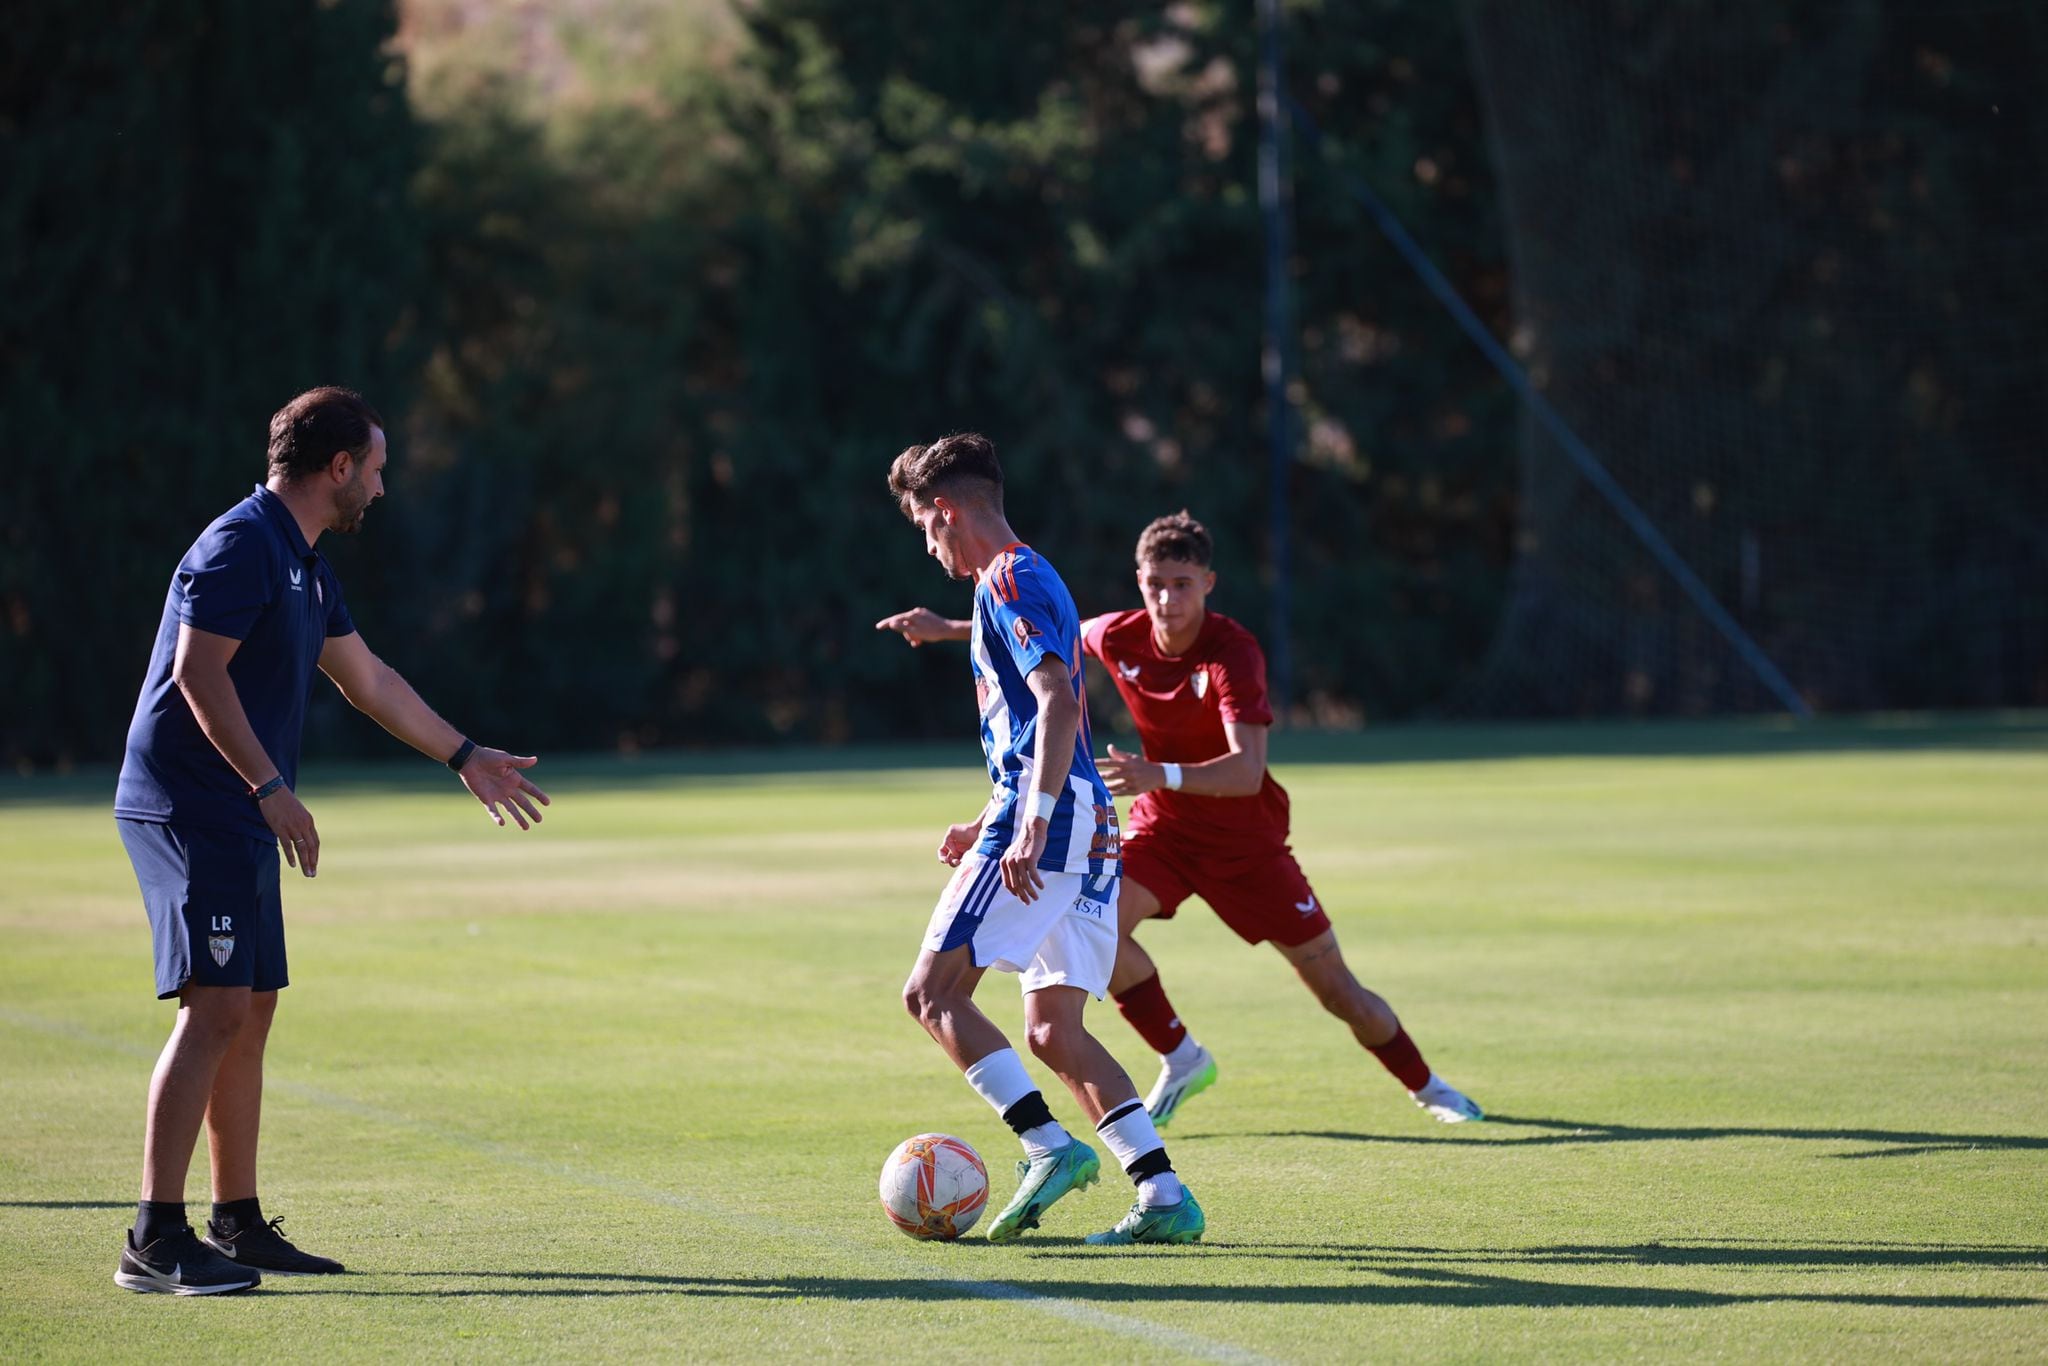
[331,485,373,534]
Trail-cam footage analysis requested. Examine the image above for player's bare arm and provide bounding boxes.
[1100,719,1267,799]
[318,631,550,831]
[876,607,971,646]
[174,623,322,875]
[1004,656,1081,903]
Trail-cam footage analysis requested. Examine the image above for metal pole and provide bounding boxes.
[1257,0,1296,719]
[1287,97,1811,719]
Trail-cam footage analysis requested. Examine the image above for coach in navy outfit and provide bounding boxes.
[111,387,551,1295]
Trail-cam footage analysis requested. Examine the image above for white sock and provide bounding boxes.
[964,1048,1071,1157]
[1096,1100,1164,1172]
[1097,1099,1181,1204]
[1162,1035,1205,1071]
[1019,1123,1071,1160]
[1414,1072,1448,1097]
[964,1048,1036,1113]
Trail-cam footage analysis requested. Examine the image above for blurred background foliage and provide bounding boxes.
[3,0,2039,767]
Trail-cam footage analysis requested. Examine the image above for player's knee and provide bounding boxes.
[1117,887,1161,937]
[902,979,961,1034]
[179,993,252,1049]
[1023,1015,1075,1067]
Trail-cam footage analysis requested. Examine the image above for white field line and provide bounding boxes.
[2,1008,1279,1366]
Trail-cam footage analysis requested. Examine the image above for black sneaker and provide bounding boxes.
[115,1226,262,1295]
[203,1215,344,1275]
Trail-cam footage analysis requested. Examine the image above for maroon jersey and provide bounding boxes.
[1080,608,1290,849]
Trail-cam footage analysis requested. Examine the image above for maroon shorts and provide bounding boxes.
[1120,825,1332,948]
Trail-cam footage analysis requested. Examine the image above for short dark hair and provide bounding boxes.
[267,387,384,482]
[888,432,1004,517]
[1136,510,1212,568]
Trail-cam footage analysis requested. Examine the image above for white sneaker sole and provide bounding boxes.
[114,1270,260,1295]
[1415,1096,1484,1124]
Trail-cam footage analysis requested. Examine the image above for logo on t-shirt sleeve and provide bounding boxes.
[1012,617,1043,648]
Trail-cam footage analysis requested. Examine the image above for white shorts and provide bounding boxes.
[921,853,1120,998]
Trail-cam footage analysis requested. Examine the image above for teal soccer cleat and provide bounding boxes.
[1083,1188,1206,1246]
[985,1141,1101,1243]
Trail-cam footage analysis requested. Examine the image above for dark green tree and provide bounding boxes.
[2,0,420,766]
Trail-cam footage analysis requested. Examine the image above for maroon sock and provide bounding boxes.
[1368,1027,1432,1092]
[1112,972,1189,1055]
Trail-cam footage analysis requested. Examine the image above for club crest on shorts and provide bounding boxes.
[208,934,235,967]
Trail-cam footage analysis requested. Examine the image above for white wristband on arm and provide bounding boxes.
[1030,790,1058,824]
[1160,762,1184,792]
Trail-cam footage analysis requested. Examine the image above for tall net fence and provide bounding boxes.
[1451,0,2048,714]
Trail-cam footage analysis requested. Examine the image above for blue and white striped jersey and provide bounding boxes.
[969,544,1120,876]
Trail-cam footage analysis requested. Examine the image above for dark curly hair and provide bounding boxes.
[267,387,384,483]
[1135,510,1213,568]
[887,432,1004,517]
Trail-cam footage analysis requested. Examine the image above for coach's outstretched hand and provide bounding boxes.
[458,748,552,830]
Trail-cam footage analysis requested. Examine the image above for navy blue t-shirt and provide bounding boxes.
[115,486,356,838]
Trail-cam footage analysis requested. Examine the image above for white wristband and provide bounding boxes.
[1160,762,1184,792]
[1028,790,1058,823]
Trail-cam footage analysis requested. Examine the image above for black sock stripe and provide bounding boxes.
[1096,1099,1145,1131]
[1001,1090,1056,1135]
[1127,1146,1175,1181]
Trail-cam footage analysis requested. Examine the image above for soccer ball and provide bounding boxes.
[878,1133,989,1240]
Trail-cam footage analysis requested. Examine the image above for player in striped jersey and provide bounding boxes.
[881,511,1483,1131]
[888,434,1203,1247]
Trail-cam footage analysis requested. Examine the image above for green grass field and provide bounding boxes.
[4,718,2046,1362]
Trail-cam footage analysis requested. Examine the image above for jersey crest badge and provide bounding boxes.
[208,934,235,967]
[1192,669,1209,700]
[1012,617,1042,647]
[1117,660,1141,681]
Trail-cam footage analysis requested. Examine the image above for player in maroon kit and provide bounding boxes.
[879,511,1482,1128]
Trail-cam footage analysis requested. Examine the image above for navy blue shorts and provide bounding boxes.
[117,819,287,999]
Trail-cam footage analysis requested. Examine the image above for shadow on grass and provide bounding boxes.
[279,1257,2047,1308]
[1038,1239,2048,1273]
[0,1200,132,1210]
[1176,1114,2048,1159]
